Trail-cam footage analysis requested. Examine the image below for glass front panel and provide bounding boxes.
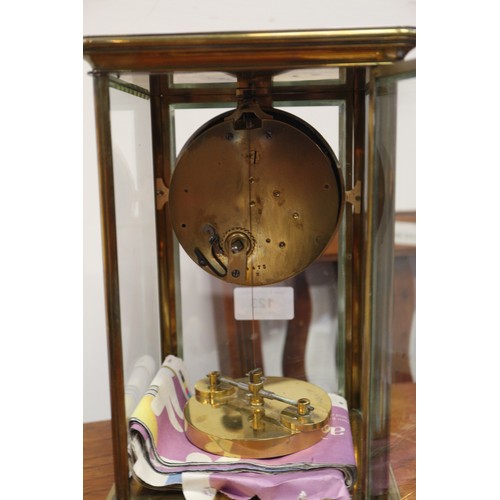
[173,103,346,397]
[366,64,415,498]
[109,82,161,417]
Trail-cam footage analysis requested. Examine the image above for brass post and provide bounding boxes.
[297,398,310,416]
[248,368,265,407]
[92,73,129,500]
[150,75,179,359]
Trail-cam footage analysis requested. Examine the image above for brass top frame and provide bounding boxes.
[83,27,416,73]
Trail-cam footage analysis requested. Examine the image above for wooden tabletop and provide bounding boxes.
[390,382,416,499]
[83,419,114,499]
[84,382,415,499]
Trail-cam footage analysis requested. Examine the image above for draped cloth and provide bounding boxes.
[129,355,357,500]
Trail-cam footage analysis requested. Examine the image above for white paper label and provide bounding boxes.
[394,221,416,246]
[234,287,294,320]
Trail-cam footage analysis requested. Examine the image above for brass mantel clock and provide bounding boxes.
[84,27,416,499]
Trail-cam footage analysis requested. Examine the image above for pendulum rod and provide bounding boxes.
[238,74,255,371]
[249,122,256,371]
[238,73,273,372]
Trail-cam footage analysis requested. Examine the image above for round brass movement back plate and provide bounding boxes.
[169,108,344,286]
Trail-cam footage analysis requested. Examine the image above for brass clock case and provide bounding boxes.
[169,107,344,286]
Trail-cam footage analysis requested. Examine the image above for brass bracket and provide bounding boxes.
[345,180,362,214]
[155,178,169,210]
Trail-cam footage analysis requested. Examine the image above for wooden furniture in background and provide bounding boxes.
[323,211,416,382]
[219,212,416,382]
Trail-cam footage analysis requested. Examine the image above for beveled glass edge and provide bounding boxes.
[372,59,416,81]
[336,100,348,398]
[109,76,150,100]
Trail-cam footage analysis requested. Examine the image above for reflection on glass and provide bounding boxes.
[172,71,237,86]
[170,68,343,87]
[109,73,151,95]
[273,67,342,85]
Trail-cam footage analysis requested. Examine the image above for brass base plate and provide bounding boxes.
[184,376,331,459]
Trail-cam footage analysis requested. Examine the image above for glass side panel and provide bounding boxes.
[173,107,233,384]
[391,74,416,500]
[173,103,345,396]
[109,86,161,417]
[365,66,415,498]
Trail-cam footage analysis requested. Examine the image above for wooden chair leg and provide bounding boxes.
[391,255,416,382]
[282,272,312,380]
